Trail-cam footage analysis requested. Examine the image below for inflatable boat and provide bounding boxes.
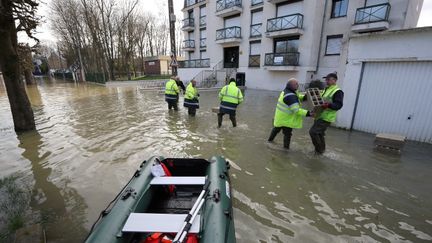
[85,156,236,243]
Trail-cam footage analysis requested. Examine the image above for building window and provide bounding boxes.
[325,35,343,55]
[250,9,262,37]
[249,41,261,67]
[274,37,299,53]
[200,50,207,59]
[331,0,348,18]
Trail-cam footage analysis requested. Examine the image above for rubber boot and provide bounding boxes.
[217,113,223,128]
[268,127,279,142]
[282,127,292,149]
[230,115,237,127]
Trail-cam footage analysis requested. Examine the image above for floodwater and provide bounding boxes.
[1,78,432,243]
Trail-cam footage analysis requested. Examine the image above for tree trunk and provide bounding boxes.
[0,0,36,132]
[24,69,35,85]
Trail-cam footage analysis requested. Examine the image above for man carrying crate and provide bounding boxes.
[309,73,344,154]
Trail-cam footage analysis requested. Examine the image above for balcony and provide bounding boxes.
[266,14,304,38]
[250,23,262,38]
[264,52,299,71]
[200,38,206,48]
[216,26,241,45]
[352,3,390,33]
[248,55,260,67]
[182,18,194,31]
[216,0,242,18]
[178,58,210,68]
[183,0,206,10]
[199,16,206,27]
[182,40,195,51]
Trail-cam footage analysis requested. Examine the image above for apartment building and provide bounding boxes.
[178,0,423,90]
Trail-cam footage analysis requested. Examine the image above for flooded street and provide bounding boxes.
[1,79,432,242]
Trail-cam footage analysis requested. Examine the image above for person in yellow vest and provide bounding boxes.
[183,79,199,116]
[268,78,313,149]
[165,76,180,111]
[218,78,243,128]
[309,73,344,154]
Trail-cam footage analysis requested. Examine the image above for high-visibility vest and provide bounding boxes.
[185,83,198,100]
[318,84,340,123]
[165,79,179,97]
[184,82,199,108]
[273,90,308,129]
[219,82,243,105]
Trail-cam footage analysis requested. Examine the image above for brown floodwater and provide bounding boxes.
[1,78,431,242]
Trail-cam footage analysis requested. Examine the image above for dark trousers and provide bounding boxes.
[188,107,196,116]
[167,101,178,111]
[218,112,236,127]
[309,119,331,154]
[268,127,293,149]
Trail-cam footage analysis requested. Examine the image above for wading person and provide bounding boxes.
[268,78,313,149]
[175,76,186,94]
[309,73,344,154]
[165,76,180,111]
[183,79,199,116]
[218,78,243,128]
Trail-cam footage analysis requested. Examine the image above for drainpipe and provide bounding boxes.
[349,62,365,130]
[315,0,329,77]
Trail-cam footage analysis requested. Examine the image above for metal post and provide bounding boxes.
[168,0,177,76]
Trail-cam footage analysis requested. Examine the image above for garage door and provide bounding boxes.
[353,61,432,143]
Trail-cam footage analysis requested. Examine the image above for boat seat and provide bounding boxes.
[122,213,200,233]
[150,176,206,185]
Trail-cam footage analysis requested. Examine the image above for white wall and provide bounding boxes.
[338,27,432,128]
[180,0,423,92]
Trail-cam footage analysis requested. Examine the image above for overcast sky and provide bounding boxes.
[21,0,183,44]
[21,0,432,44]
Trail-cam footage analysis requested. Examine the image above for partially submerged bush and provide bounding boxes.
[0,175,31,241]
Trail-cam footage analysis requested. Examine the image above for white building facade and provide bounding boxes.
[178,0,423,91]
[338,27,432,143]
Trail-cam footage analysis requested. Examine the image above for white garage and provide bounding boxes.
[352,61,432,143]
[338,27,432,143]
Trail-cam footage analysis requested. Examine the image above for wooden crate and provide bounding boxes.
[212,107,219,113]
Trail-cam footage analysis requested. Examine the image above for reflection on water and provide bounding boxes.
[18,131,87,241]
[1,79,432,242]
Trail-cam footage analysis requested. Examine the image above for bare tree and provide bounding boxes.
[49,0,173,81]
[17,43,35,85]
[0,0,39,132]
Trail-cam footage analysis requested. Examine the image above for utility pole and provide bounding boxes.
[168,0,178,76]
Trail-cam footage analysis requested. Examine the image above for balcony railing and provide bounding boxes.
[184,0,206,8]
[216,0,242,12]
[182,18,194,28]
[251,0,263,6]
[250,23,262,37]
[267,14,303,32]
[200,38,206,48]
[200,16,206,26]
[249,55,260,67]
[183,40,195,49]
[216,26,241,40]
[264,52,299,66]
[179,58,210,68]
[354,3,390,24]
